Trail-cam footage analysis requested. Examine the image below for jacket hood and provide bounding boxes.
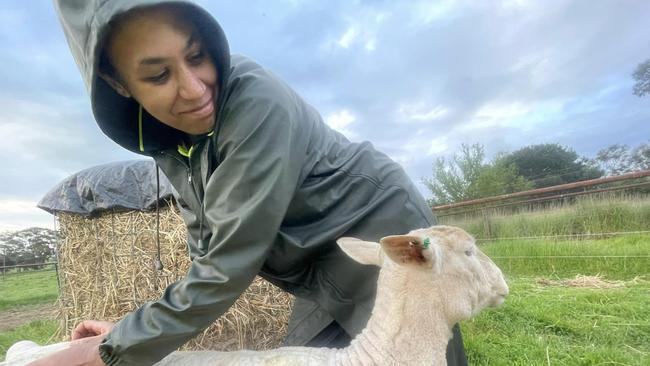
[54,0,231,155]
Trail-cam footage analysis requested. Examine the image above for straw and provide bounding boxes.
[56,201,294,351]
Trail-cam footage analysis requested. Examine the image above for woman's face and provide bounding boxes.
[104,6,218,135]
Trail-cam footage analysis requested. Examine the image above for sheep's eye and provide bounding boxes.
[464,250,473,256]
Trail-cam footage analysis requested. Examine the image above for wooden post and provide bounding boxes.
[482,208,492,239]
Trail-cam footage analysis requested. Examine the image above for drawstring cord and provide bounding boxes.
[198,201,206,251]
[155,162,164,271]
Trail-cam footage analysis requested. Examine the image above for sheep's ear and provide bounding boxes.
[379,235,433,268]
[336,238,382,266]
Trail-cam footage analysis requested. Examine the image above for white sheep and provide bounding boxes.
[2,225,508,366]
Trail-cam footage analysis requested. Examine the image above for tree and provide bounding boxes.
[497,143,603,188]
[0,227,57,270]
[596,144,631,176]
[423,143,533,205]
[423,143,485,205]
[473,159,534,198]
[596,141,650,176]
[633,58,650,97]
[629,141,650,171]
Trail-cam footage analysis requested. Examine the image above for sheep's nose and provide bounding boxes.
[493,279,509,298]
[500,282,509,296]
[489,283,509,307]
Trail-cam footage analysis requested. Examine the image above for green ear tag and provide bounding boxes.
[423,237,431,249]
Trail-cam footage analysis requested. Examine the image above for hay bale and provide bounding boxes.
[56,201,294,351]
[537,274,625,289]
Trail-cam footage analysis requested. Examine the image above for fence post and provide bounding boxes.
[482,208,493,239]
[53,213,62,292]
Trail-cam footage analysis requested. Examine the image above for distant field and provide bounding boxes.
[440,193,650,239]
[482,234,650,279]
[0,270,58,311]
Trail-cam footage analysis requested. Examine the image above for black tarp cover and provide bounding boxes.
[38,160,175,215]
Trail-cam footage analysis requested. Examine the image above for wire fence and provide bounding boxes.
[490,256,650,259]
[475,230,650,242]
[433,170,650,273]
[0,261,59,281]
[432,169,650,212]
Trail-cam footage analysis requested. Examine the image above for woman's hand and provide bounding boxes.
[26,320,114,366]
[72,320,115,340]
[26,334,107,366]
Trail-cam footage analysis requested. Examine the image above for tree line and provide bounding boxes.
[0,227,57,272]
[423,141,650,206]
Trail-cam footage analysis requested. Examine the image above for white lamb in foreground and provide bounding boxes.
[3,225,508,366]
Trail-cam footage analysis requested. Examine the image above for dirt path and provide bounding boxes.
[0,304,56,332]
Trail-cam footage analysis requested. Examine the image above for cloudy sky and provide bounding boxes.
[1,0,649,231]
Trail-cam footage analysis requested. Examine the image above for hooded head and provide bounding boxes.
[54,0,231,155]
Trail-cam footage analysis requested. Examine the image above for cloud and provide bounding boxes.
[0,91,138,192]
[0,199,53,232]
[325,109,358,139]
[316,6,386,55]
[411,0,460,25]
[428,136,450,156]
[397,102,449,123]
[461,102,531,130]
[338,27,358,49]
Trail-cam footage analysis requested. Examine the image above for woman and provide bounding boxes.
[45,1,467,365]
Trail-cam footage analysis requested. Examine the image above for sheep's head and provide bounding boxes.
[337,225,508,322]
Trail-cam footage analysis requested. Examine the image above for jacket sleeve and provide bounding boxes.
[98,79,311,365]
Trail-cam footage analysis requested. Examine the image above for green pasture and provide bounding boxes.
[0,270,58,311]
[462,276,649,365]
[462,234,649,365]
[449,193,650,365]
[0,320,59,360]
[0,270,59,359]
[482,234,649,279]
[1,192,649,363]
[439,193,650,239]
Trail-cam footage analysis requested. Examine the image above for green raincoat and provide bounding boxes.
[54,1,466,365]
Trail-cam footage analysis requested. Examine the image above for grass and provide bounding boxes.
[0,270,60,360]
[481,234,650,279]
[462,277,650,365]
[0,270,59,311]
[443,194,650,364]
[440,193,650,239]
[0,320,59,360]
[463,234,650,364]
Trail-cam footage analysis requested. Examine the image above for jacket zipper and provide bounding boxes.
[161,149,207,251]
[160,151,196,199]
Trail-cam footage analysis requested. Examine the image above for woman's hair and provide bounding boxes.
[97,3,194,81]
[97,15,127,81]
[98,47,118,79]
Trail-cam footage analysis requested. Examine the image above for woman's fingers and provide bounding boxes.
[26,335,107,366]
[71,320,115,340]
